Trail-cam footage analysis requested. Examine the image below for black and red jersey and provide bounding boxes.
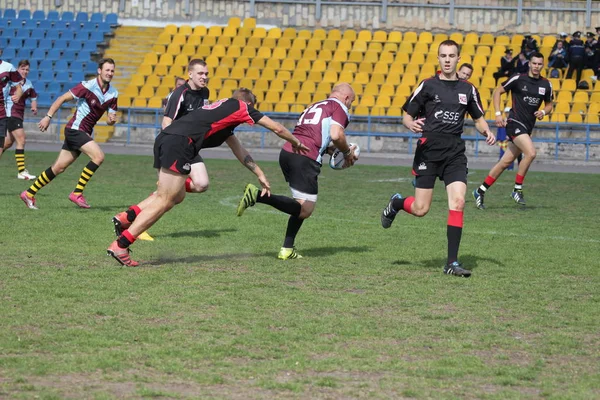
[502,74,553,133]
[162,98,264,150]
[405,75,485,137]
[164,82,210,121]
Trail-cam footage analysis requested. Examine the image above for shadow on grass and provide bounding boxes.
[154,228,237,239]
[393,254,504,271]
[145,252,253,266]
[259,245,372,258]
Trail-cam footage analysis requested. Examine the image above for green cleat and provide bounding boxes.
[237,183,259,216]
[278,247,303,260]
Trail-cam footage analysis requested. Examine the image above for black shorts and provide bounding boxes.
[7,117,23,132]
[153,132,195,175]
[506,121,532,141]
[412,136,467,189]
[0,118,6,147]
[279,149,321,195]
[62,128,94,154]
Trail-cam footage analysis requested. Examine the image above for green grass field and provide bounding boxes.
[1,151,599,399]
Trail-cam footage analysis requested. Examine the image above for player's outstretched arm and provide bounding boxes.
[256,116,309,153]
[39,91,75,132]
[474,116,496,145]
[225,136,271,196]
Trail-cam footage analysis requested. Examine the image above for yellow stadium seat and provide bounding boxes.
[556,91,573,103]
[295,91,311,106]
[202,36,216,47]
[342,30,357,41]
[376,96,391,107]
[291,38,307,50]
[403,31,418,43]
[343,62,357,73]
[164,24,177,35]
[571,102,587,115]
[228,17,241,28]
[158,54,173,66]
[207,26,222,37]
[573,91,589,103]
[211,44,226,58]
[154,64,168,76]
[156,32,171,46]
[298,29,312,39]
[283,27,296,38]
[378,84,394,97]
[166,43,181,55]
[327,29,341,41]
[329,60,342,72]
[194,45,210,58]
[254,78,270,92]
[146,75,161,87]
[151,44,165,54]
[399,42,413,53]
[372,30,387,42]
[353,106,369,116]
[228,66,244,80]
[358,62,373,74]
[301,81,316,94]
[414,42,429,54]
[266,58,281,70]
[494,35,509,46]
[402,74,417,87]
[307,71,322,82]
[295,59,311,72]
[373,62,389,75]
[332,50,347,62]
[265,91,280,103]
[371,73,385,86]
[449,32,463,44]
[262,37,277,48]
[542,35,556,48]
[238,27,253,38]
[280,59,296,72]
[360,95,375,107]
[267,27,282,39]
[387,31,402,43]
[479,33,494,46]
[173,54,188,67]
[255,47,271,59]
[262,68,276,80]
[143,53,158,65]
[278,37,292,49]
[310,59,325,73]
[410,53,425,65]
[180,44,195,57]
[464,32,478,44]
[354,72,370,85]
[363,51,379,64]
[205,55,219,68]
[319,49,333,60]
[243,17,256,29]
[425,52,438,64]
[511,34,524,47]
[258,102,273,112]
[586,113,599,124]
[336,39,352,52]
[352,40,368,52]
[303,49,318,60]
[285,80,301,93]
[357,30,372,42]
[322,39,338,51]
[313,28,327,40]
[418,31,433,43]
[222,79,238,91]
[285,48,302,61]
[119,96,132,108]
[272,47,287,60]
[386,106,402,117]
[272,103,288,113]
[386,74,401,86]
[383,43,398,53]
[133,97,147,108]
[316,82,332,93]
[155,86,170,98]
[252,27,267,39]
[123,85,139,97]
[339,71,354,83]
[434,33,449,42]
[591,92,600,103]
[193,25,207,36]
[213,66,229,79]
[222,26,237,39]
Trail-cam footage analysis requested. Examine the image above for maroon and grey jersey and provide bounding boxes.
[502,74,553,133]
[66,77,118,134]
[6,78,37,119]
[0,60,24,119]
[282,97,350,163]
[162,98,263,150]
[405,75,484,137]
[164,82,210,120]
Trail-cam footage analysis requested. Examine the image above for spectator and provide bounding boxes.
[552,32,570,52]
[493,49,516,82]
[162,76,186,108]
[548,41,568,69]
[584,32,597,69]
[515,52,529,74]
[521,35,539,58]
[566,31,586,83]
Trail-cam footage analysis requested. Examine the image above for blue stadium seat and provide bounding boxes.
[45,30,59,41]
[67,40,83,51]
[16,48,32,59]
[32,10,45,20]
[76,51,91,62]
[46,51,61,62]
[38,20,52,30]
[15,28,30,39]
[75,12,88,23]
[1,48,17,60]
[105,13,118,25]
[54,20,72,31]
[3,28,17,37]
[82,41,98,53]
[36,92,53,105]
[61,11,74,22]
[54,59,69,71]
[17,10,31,20]
[24,20,38,30]
[60,30,74,40]
[55,70,70,83]
[30,29,44,40]
[90,13,103,23]
[46,10,59,21]
[71,71,85,82]
[3,9,17,19]
[47,81,62,95]
[97,22,111,33]
[38,38,53,49]
[62,49,77,61]
[74,31,89,41]
[0,38,8,48]
[0,19,9,30]
[70,61,84,71]
[30,48,46,61]
[89,31,105,43]
[84,63,97,75]
[7,38,22,48]
[53,39,68,50]
[40,69,54,81]
[23,38,38,49]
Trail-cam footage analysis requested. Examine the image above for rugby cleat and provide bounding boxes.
[381,193,402,229]
[278,247,303,260]
[443,261,471,278]
[473,189,486,210]
[236,183,259,216]
[69,192,90,208]
[20,191,38,210]
[112,212,131,238]
[107,241,139,267]
[511,190,526,205]
[17,169,36,180]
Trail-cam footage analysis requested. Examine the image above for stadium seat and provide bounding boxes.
[403,31,418,43]
[105,13,119,26]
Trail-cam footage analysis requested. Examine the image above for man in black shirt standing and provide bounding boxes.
[107,88,309,266]
[473,52,553,209]
[566,31,586,83]
[380,40,496,278]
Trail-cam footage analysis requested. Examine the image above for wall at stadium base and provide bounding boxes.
[3,0,598,34]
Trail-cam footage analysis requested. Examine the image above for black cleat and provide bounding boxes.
[443,261,471,278]
[473,189,486,210]
[511,190,526,205]
[381,193,402,229]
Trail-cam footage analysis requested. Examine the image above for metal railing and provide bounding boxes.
[30,107,600,162]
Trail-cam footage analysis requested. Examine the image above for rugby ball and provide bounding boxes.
[329,143,360,170]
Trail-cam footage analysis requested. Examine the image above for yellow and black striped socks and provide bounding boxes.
[26,167,56,197]
[73,161,99,194]
[15,149,25,173]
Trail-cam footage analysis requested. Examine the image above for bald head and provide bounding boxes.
[329,83,356,109]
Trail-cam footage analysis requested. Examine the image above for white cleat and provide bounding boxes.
[20,191,39,210]
[17,170,36,180]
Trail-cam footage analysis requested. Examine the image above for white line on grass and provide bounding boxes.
[220,196,600,244]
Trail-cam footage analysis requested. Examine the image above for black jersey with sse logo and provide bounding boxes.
[405,75,485,137]
[162,98,264,151]
[502,74,553,133]
[164,82,210,121]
